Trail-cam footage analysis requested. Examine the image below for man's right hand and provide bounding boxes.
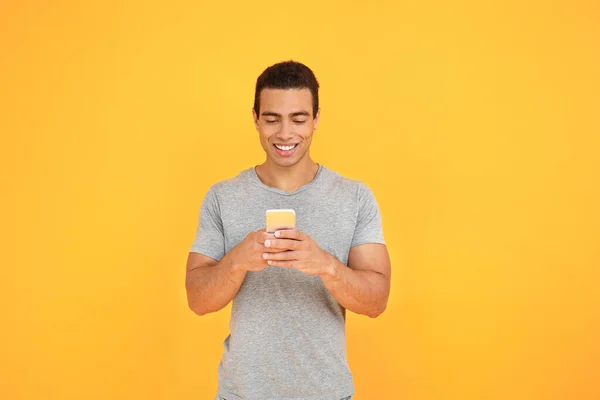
[229,229,282,272]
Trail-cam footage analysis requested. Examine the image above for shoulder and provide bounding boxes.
[320,166,376,199]
[206,167,254,196]
[199,168,255,212]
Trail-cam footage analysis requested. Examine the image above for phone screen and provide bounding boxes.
[266,209,296,233]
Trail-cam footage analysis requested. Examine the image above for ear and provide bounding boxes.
[313,108,321,131]
[252,108,260,130]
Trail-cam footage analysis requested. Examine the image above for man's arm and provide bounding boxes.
[185,252,247,316]
[186,230,278,316]
[263,231,391,318]
[320,243,391,318]
[318,181,390,317]
[186,185,243,316]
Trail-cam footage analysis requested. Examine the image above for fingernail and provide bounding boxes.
[263,253,268,259]
[274,231,280,237]
[265,240,271,247]
[267,260,272,265]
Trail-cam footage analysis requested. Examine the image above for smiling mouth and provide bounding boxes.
[274,144,298,151]
[273,143,299,156]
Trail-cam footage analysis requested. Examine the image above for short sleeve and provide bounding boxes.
[351,183,386,248]
[189,186,226,261]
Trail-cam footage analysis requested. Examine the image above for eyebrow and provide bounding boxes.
[261,111,311,118]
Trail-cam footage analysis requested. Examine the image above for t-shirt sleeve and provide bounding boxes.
[189,186,226,261]
[351,182,386,248]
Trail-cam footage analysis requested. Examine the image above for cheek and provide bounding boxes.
[299,128,314,141]
[258,130,273,144]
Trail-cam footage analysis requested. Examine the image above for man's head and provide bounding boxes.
[252,60,320,168]
[253,61,319,118]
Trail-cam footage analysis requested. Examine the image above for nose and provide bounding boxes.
[275,120,294,141]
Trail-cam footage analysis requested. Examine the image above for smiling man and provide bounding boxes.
[186,60,391,400]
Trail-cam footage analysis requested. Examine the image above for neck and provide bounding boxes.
[256,157,319,193]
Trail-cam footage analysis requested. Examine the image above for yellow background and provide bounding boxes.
[2,1,599,399]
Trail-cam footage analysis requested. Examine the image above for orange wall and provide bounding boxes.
[2,1,599,399]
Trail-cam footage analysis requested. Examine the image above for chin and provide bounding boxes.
[272,158,299,168]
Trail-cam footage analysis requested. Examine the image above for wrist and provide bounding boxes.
[322,252,342,281]
[224,252,245,275]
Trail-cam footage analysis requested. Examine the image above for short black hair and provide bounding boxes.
[254,60,320,118]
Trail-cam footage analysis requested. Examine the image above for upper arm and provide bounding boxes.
[348,181,390,279]
[186,252,219,274]
[350,182,385,248]
[189,186,226,262]
[348,243,391,281]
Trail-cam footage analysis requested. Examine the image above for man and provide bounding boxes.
[186,60,391,400]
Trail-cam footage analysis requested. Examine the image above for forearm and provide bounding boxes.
[320,255,389,318]
[185,253,247,316]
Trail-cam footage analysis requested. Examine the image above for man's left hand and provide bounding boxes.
[262,229,336,277]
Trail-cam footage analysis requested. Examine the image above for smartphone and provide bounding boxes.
[266,209,296,233]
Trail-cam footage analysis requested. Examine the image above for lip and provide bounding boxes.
[273,143,298,157]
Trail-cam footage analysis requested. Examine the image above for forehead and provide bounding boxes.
[259,88,313,114]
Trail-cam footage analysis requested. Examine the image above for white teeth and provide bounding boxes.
[275,144,296,151]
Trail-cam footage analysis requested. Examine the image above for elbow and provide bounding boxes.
[188,299,204,316]
[186,292,208,317]
[188,301,209,317]
[186,277,209,316]
[366,302,387,319]
[189,304,207,317]
[187,292,221,317]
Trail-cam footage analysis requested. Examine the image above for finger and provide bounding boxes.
[263,250,299,261]
[274,229,305,241]
[263,246,287,253]
[255,228,267,236]
[265,238,300,251]
[257,232,276,244]
[267,260,296,268]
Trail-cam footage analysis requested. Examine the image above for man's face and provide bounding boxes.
[253,88,319,168]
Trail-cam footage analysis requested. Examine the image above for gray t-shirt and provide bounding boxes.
[190,164,385,400]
